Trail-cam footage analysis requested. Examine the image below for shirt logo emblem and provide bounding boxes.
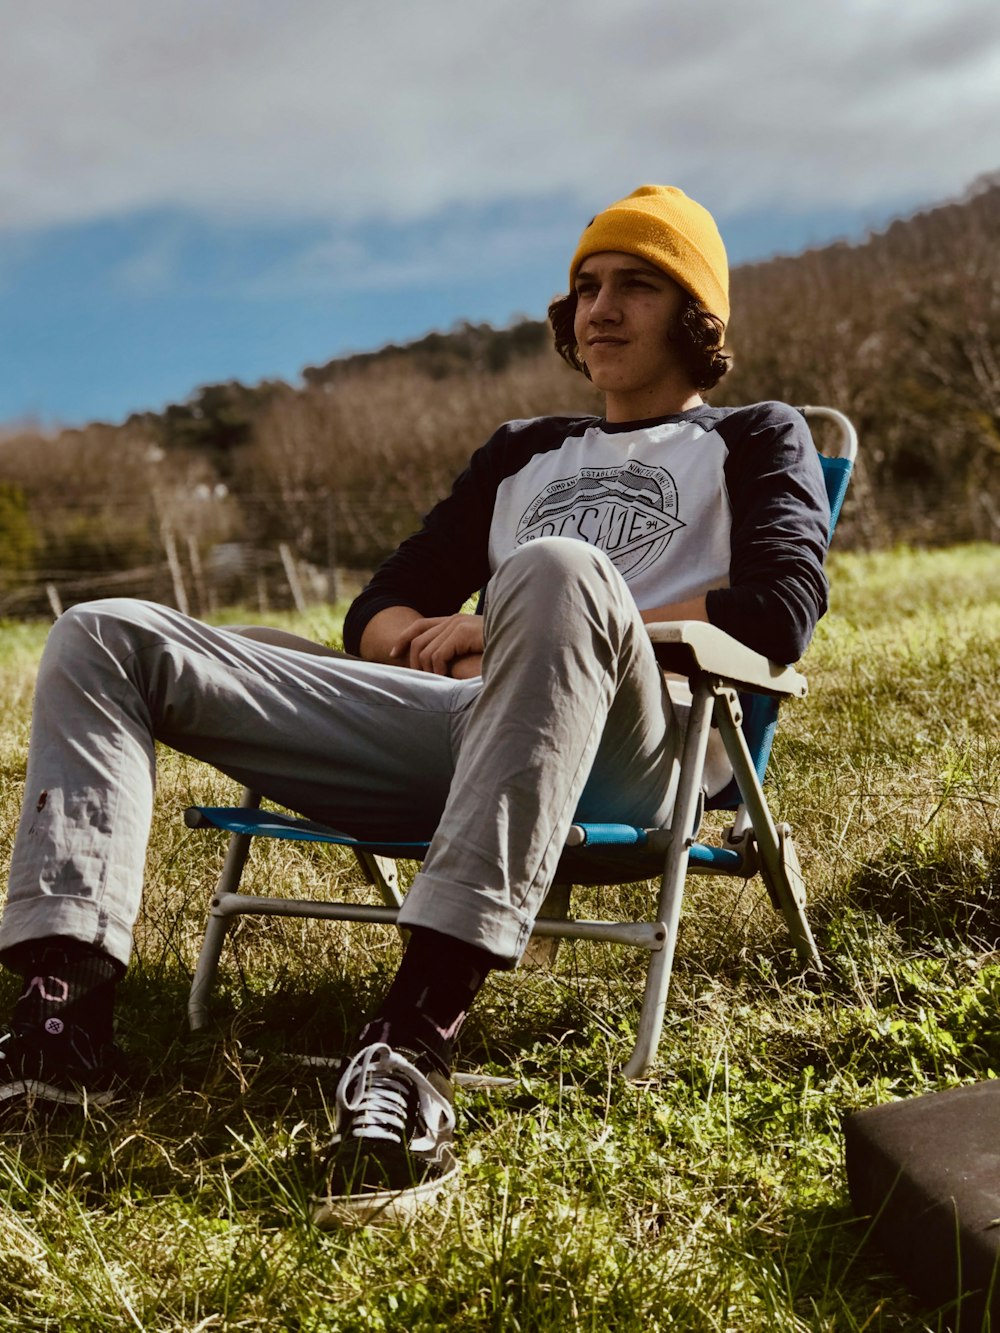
[516,461,685,579]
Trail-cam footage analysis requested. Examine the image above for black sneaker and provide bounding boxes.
[312,1041,458,1226]
[0,1021,125,1109]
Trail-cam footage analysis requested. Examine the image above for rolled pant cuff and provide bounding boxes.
[397,872,535,965]
[0,897,134,971]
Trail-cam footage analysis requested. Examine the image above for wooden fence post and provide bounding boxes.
[162,526,189,615]
[326,495,340,604]
[186,534,208,616]
[278,542,308,614]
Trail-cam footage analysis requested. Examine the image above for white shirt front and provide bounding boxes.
[488,418,732,611]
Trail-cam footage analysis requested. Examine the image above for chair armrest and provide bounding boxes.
[645,620,808,698]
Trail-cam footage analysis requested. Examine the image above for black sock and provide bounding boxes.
[10,937,121,1047]
[357,927,500,1075]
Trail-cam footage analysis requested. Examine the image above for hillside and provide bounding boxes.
[0,178,997,613]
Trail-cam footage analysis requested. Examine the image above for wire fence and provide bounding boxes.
[0,546,346,621]
[1,486,995,624]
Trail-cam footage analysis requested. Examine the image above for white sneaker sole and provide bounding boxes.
[0,1078,115,1107]
[311,1160,460,1227]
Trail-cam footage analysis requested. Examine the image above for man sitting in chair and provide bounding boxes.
[0,186,830,1223]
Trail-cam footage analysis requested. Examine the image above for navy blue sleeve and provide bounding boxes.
[342,417,585,655]
[342,441,497,655]
[705,403,830,663]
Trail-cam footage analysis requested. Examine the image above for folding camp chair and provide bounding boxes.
[185,405,857,1079]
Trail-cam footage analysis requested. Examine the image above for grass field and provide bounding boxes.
[0,544,997,1331]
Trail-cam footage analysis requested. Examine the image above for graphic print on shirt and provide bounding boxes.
[515,460,685,580]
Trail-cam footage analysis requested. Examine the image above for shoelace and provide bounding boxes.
[337,1042,456,1151]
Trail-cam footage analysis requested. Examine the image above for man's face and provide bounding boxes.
[572,252,689,415]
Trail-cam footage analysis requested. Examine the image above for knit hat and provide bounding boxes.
[568,185,730,329]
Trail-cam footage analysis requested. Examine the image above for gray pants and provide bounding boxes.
[1,538,683,968]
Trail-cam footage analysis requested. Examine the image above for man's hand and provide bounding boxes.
[390,613,485,676]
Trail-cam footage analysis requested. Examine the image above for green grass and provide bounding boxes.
[0,544,998,1331]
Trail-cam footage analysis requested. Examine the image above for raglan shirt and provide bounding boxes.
[343,401,831,667]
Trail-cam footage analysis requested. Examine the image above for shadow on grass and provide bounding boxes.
[738,1193,943,1333]
[846,838,1000,951]
[0,962,611,1212]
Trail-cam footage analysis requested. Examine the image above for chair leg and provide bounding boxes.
[353,851,404,909]
[756,822,822,971]
[188,911,233,1031]
[621,681,716,1081]
[522,882,572,969]
[187,787,260,1030]
[353,851,409,946]
[714,691,823,972]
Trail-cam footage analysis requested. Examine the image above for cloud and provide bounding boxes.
[2,0,998,237]
[239,204,575,298]
[112,218,187,296]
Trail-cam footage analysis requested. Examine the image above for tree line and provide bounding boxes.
[1,175,997,613]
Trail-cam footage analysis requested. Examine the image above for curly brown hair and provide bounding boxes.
[547,290,731,392]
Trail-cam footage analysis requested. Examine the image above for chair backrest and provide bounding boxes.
[706,406,857,812]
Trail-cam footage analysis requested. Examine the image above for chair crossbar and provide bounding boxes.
[206,888,666,950]
[185,805,747,872]
[567,822,648,847]
[687,844,743,871]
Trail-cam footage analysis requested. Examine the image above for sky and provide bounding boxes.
[2,0,999,430]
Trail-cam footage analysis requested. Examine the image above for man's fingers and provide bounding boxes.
[414,627,460,674]
[409,626,448,673]
[389,616,444,659]
[389,614,484,673]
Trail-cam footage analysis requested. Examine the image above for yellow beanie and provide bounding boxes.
[568,185,730,329]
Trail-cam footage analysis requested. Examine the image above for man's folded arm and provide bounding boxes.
[359,606,425,664]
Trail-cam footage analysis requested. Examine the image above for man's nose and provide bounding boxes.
[589,284,621,322]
